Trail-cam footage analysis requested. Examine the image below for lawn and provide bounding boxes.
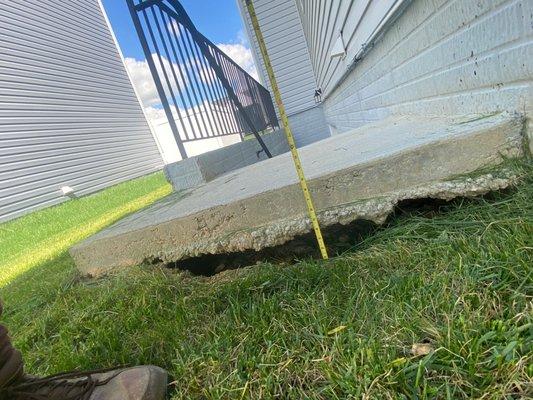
[0,172,171,287]
[0,161,531,399]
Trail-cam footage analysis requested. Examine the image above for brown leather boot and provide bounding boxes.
[0,303,24,390]
[1,365,168,400]
[0,303,168,399]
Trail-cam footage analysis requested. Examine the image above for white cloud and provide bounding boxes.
[183,57,217,86]
[167,19,181,36]
[125,55,186,107]
[237,29,250,47]
[143,105,168,123]
[126,33,260,140]
[216,43,259,81]
[145,100,240,141]
[125,57,160,107]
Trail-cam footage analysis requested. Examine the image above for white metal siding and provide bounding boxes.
[296,0,403,96]
[237,0,330,146]
[238,0,318,116]
[323,0,533,134]
[0,0,163,222]
[286,105,330,146]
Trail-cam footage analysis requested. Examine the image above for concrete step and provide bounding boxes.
[71,113,525,276]
[164,128,288,191]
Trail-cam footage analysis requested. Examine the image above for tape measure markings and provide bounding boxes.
[246,0,329,260]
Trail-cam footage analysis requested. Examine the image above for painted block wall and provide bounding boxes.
[322,0,533,135]
[164,128,289,191]
[286,106,330,147]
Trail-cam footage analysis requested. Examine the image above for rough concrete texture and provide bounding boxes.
[164,129,289,191]
[71,113,525,276]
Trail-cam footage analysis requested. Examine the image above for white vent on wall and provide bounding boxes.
[330,31,346,59]
[61,186,76,198]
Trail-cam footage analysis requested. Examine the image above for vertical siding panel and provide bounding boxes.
[237,0,317,116]
[0,0,163,222]
[237,0,330,146]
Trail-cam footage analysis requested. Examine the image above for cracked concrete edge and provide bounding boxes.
[70,115,525,277]
[72,169,521,278]
[164,170,521,257]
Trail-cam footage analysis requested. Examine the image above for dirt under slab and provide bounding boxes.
[70,113,525,277]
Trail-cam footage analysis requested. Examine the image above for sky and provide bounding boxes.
[102,0,250,62]
[101,0,258,119]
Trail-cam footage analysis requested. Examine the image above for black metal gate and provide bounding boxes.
[126,0,279,159]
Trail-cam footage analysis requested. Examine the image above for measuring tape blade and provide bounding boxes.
[246,0,329,260]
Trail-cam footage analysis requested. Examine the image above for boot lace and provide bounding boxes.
[0,367,122,400]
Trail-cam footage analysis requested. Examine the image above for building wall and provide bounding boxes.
[150,114,243,164]
[285,105,330,147]
[295,0,405,97]
[236,0,330,147]
[0,0,164,222]
[164,128,289,191]
[321,0,533,134]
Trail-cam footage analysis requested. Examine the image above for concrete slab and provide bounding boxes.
[71,113,525,276]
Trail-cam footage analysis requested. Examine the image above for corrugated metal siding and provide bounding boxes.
[0,0,163,222]
[237,0,318,116]
[296,0,403,96]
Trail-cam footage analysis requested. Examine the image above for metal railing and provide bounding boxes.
[126,0,279,159]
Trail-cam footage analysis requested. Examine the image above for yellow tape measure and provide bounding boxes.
[246,0,329,260]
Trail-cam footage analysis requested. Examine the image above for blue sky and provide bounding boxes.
[101,0,257,115]
[101,0,248,61]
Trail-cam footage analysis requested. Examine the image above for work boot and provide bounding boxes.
[0,303,24,389]
[0,365,168,400]
[0,302,168,399]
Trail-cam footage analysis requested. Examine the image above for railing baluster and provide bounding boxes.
[150,7,190,141]
[128,0,279,158]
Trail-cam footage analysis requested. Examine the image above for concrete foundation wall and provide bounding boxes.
[164,129,289,191]
[287,105,331,147]
[323,0,533,135]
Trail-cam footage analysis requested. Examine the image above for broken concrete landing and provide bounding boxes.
[71,114,525,276]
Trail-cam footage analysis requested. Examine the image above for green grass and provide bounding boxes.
[0,172,171,287]
[1,161,532,399]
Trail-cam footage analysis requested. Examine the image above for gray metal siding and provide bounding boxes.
[296,0,403,96]
[237,0,330,146]
[0,0,163,222]
[286,105,330,147]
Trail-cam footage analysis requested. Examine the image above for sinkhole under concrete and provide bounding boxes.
[157,196,482,277]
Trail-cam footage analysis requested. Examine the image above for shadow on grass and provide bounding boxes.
[161,188,519,277]
[2,253,78,324]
